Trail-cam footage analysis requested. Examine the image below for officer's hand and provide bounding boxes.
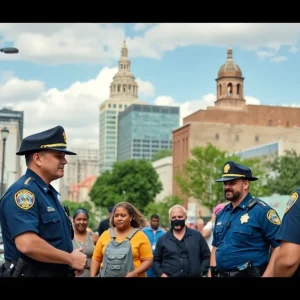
[70,247,87,271]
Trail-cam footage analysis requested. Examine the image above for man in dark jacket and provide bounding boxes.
[97,207,113,237]
[153,204,210,277]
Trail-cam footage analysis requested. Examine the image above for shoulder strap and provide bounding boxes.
[245,198,258,212]
[109,227,116,239]
[126,227,139,240]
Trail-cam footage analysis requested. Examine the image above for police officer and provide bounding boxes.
[208,161,281,277]
[0,125,87,277]
[273,188,300,277]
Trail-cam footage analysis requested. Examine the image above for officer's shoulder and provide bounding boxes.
[283,188,300,215]
[254,198,269,210]
[5,176,36,198]
[12,176,36,191]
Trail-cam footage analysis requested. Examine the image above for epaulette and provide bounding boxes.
[23,177,34,185]
[257,200,268,207]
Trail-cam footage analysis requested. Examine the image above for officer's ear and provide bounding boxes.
[32,151,44,167]
[243,179,250,190]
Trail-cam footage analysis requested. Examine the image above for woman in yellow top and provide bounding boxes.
[90,202,153,277]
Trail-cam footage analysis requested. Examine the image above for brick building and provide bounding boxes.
[173,47,300,213]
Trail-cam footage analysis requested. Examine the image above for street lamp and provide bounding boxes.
[0,127,9,196]
[0,47,19,54]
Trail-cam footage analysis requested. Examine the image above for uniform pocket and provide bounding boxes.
[39,212,61,240]
[230,227,253,247]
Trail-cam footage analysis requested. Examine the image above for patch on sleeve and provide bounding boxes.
[284,192,298,214]
[267,209,281,225]
[14,189,35,210]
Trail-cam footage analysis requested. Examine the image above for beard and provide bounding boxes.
[224,189,241,201]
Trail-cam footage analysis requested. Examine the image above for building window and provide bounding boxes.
[268,120,272,126]
[255,135,259,142]
[215,133,219,140]
[235,134,239,141]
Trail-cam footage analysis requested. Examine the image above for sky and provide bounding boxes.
[0,23,300,151]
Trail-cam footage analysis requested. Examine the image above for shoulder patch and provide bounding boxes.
[14,189,35,210]
[284,192,298,214]
[267,209,281,225]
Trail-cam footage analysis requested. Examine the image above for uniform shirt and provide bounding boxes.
[276,188,300,245]
[212,192,281,271]
[0,168,74,262]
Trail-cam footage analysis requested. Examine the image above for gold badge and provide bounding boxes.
[240,213,249,224]
[284,192,298,214]
[224,164,230,173]
[14,189,35,210]
[62,131,67,143]
[267,209,281,225]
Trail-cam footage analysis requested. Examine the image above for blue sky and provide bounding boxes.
[0,23,299,149]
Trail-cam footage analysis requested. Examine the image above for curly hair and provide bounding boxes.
[110,202,146,228]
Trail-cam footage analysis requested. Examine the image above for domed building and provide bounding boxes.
[172,46,300,214]
[214,47,246,109]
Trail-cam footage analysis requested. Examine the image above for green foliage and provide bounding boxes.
[265,149,300,195]
[151,149,172,162]
[144,195,184,227]
[89,159,163,213]
[175,143,268,211]
[61,200,100,230]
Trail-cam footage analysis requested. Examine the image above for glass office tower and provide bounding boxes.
[117,104,180,161]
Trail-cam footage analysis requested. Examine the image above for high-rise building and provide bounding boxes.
[99,41,143,174]
[117,104,180,161]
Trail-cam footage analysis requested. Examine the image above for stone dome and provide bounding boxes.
[218,47,242,77]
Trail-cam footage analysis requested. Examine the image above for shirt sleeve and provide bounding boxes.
[136,231,153,260]
[3,188,39,240]
[153,236,164,277]
[92,230,107,262]
[258,204,281,248]
[276,190,300,245]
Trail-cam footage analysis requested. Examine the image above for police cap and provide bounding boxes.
[215,160,258,182]
[16,125,76,155]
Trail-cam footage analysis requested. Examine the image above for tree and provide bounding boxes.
[89,159,163,213]
[175,143,268,212]
[143,195,184,227]
[61,200,100,230]
[265,149,300,195]
[151,149,172,162]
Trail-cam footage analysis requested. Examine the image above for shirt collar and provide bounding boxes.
[25,168,59,195]
[224,192,253,211]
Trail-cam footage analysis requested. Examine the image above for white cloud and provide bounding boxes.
[136,78,155,98]
[133,23,154,32]
[1,67,154,149]
[0,23,299,64]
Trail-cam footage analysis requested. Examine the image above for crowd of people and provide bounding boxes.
[0,125,299,278]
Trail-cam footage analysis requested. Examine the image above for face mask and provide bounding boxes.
[170,219,185,231]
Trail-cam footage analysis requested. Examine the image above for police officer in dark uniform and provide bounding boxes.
[0,125,87,277]
[273,188,300,277]
[208,161,281,277]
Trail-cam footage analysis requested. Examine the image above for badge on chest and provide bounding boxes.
[240,213,249,224]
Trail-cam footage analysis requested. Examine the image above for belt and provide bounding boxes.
[219,270,247,277]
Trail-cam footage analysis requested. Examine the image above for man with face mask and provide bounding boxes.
[152,204,210,277]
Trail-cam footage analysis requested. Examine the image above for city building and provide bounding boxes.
[59,148,99,201]
[0,108,23,193]
[172,47,300,215]
[99,40,144,174]
[117,104,179,161]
